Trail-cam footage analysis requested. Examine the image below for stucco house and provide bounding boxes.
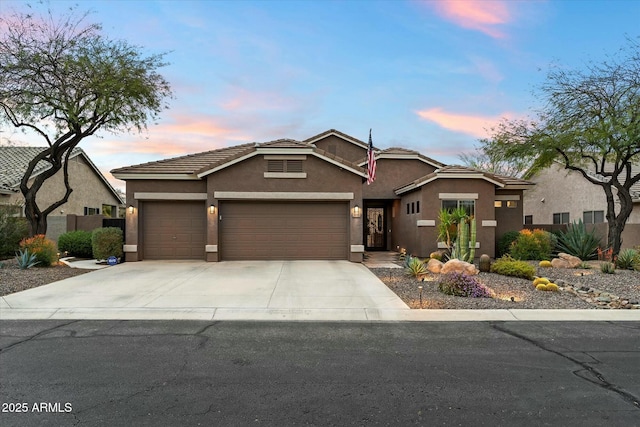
[111,129,534,262]
[523,161,640,248]
[0,146,125,240]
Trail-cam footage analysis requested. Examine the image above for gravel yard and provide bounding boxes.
[370,262,640,310]
[0,258,90,297]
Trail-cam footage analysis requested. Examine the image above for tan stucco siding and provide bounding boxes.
[312,135,367,163]
[1,155,121,217]
[363,159,437,199]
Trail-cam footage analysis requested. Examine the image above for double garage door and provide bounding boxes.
[142,201,348,260]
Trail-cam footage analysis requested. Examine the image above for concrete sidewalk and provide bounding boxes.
[1,260,639,322]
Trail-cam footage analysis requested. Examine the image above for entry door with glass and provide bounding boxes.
[365,207,386,250]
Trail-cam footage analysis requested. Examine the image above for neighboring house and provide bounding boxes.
[111,129,534,262]
[0,146,125,241]
[524,162,640,248]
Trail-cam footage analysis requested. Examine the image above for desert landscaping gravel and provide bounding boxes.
[371,262,640,310]
[0,258,90,297]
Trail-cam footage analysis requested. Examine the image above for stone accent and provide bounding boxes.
[561,283,639,309]
[551,252,582,269]
[440,259,479,276]
[426,258,444,274]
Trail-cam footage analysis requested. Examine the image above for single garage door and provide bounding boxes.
[142,201,206,260]
[220,201,348,260]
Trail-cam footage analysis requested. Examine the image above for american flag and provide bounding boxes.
[366,129,376,185]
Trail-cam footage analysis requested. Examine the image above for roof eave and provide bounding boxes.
[111,173,200,181]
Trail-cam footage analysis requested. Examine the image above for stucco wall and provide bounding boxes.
[363,159,436,199]
[312,135,367,163]
[1,155,121,218]
[523,163,639,224]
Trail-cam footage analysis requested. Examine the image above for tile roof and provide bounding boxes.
[395,164,535,195]
[303,129,369,148]
[259,139,314,149]
[358,147,445,168]
[0,146,82,188]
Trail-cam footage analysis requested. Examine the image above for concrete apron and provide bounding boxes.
[1,260,410,321]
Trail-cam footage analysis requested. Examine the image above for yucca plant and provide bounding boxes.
[15,249,39,269]
[556,219,601,260]
[405,255,427,278]
[615,248,638,270]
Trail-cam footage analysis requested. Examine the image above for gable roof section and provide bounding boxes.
[304,129,370,150]
[395,164,535,195]
[0,146,124,204]
[357,147,444,169]
[113,139,367,180]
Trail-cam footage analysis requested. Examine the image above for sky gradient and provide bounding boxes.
[2,0,639,190]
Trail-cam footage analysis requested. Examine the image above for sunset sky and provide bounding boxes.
[2,0,639,190]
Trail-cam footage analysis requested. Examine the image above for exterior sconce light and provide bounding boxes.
[210,204,216,214]
[128,205,134,214]
[352,205,362,218]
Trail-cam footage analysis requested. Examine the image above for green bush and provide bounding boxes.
[490,255,535,280]
[615,248,638,270]
[19,234,57,266]
[92,227,123,260]
[556,220,601,260]
[497,231,520,257]
[0,210,29,257]
[58,230,94,258]
[510,229,552,260]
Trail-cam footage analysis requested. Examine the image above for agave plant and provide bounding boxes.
[404,255,427,278]
[615,248,639,270]
[15,249,39,270]
[556,219,601,260]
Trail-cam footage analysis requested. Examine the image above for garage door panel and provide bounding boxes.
[142,201,206,260]
[221,202,348,260]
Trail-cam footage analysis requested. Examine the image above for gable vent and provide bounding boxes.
[267,159,303,173]
[267,160,285,172]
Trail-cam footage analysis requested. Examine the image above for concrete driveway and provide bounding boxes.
[0,260,408,320]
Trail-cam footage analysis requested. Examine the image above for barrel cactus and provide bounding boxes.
[539,260,552,268]
[478,254,491,272]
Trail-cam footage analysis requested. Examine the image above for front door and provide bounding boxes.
[365,206,386,250]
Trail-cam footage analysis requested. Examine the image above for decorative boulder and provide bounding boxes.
[553,252,582,268]
[440,259,479,276]
[426,258,444,274]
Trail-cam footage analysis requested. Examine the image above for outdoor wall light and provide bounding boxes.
[352,205,362,218]
[128,205,134,214]
[209,204,216,214]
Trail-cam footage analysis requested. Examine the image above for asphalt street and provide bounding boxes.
[0,320,638,426]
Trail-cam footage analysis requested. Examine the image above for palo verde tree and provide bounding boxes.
[482,38,640,256]
[0,5,172,236]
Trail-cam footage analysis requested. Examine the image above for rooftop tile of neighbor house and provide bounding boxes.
[395,164,535,195]
[0,146,82,187]
[111,139,366,178]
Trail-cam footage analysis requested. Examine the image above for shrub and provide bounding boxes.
[92,227,123,260]
[615,248,638,270]
[510,229,552,260]
[556,219,601,260]
[15,249,39,269]
[497,231,520,257]
[600,262,615,274]
[405,255,427,277]
[490,255,535,280]
[0,210,29,257]
[438,272,492,298]
[58,230,94,258]
[19,234,57,266]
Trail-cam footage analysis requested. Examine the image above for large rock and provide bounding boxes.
[555,252,582,268]
[551,258,570,268]
[426,258,444,274]
[440,259,479,276]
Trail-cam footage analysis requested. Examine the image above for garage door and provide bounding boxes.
[220,202,348,260]
[142,201,206,260]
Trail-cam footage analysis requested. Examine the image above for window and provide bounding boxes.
[553,212,569,224]
[524,215,533,225]
[507,201,517,208]
[406,203,410,214]
[442,199,475,217]
[583,210,604,224]
[102,204,116,218]
[416,201,420,214]
[411,202,415,214]
[494,201,503,208]
[84,207,99,215]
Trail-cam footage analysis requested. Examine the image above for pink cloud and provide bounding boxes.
[416,107,519,138]
[427,0,511,39]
